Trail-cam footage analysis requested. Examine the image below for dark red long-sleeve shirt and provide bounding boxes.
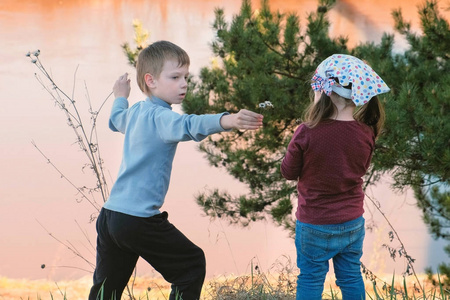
[281,120,375,225]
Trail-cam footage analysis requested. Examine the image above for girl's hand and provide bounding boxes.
[220,109,264,130]
[113,73,131,99]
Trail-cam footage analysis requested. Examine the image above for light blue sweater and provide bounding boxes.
[104,96,228,217]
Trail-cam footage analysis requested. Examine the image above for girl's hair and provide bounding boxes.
[353,95,385,138]
[303,87,386,139]
[136,40,190,95]
[303,92,337,128]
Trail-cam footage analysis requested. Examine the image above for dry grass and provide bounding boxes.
[0,272,446,300]
[0,275,171,300]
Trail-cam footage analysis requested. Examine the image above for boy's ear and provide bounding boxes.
[144,73,157,89]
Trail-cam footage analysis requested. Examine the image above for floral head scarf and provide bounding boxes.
[311,54,390,106]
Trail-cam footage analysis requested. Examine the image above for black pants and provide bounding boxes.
[89,208,206,300]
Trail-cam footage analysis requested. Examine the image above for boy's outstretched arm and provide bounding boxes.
[220,109,264,130]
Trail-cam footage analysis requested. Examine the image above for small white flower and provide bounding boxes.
[33,49,40,57]
[264,101,273,107]
[259,103,266,108]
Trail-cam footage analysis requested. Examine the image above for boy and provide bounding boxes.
[88,40,263,300]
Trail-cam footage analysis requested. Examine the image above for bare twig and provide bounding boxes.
[28,51,112,204]
[364,192,424,293]
[75,219,96,252]
[31,140,101,212]
[36,220,95,270]
[361,168,424,295]
[27,50,115,281]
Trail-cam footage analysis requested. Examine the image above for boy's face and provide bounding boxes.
[147,59,189,105]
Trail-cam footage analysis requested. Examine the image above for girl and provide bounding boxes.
[281,54,390,300]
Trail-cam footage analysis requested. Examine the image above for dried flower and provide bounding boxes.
[25,51,31,57]
[259,101,274,110]
[31,59,37,64]
[258,101,274,119]
[33,49,40,57]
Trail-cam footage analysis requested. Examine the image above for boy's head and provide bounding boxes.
[136,41,190,96]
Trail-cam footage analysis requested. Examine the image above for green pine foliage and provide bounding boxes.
[183,0,351,235]
[356,1,450,284]
[184,0,450,283]
[122,0,449,285]
[121,19,150,67]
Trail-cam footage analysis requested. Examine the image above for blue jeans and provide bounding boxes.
[295,216,366,300]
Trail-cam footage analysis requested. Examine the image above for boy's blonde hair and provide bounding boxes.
[136,40,190,95]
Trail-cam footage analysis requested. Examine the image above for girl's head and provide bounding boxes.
[305,54,390,138]
[136,40,190,96]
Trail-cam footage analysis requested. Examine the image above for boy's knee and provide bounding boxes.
[195,248,206,277]
[177,246,206,283]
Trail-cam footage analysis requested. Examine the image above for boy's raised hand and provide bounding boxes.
[220,109,264,130]
[113,73,131,99]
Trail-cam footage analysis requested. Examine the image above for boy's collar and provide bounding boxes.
[147,96,172,110]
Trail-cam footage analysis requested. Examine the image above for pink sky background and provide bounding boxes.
[0,0,447,282]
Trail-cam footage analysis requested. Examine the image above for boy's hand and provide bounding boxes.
[113,73,131,99]
[220,109,264,130]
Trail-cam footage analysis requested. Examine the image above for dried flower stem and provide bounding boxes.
[27,51,113,209]
[365,192,423,292]
[363,169,424,294]
[31,140,101,211]
[36,219,95,270]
